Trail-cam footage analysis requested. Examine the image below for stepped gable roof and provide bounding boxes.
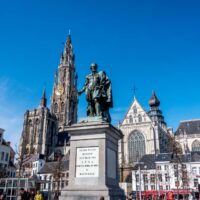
[175,119,200,136]
[38,160,69,174]
[133,154,156,170]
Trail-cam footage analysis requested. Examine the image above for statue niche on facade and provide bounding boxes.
[78,63,113,123]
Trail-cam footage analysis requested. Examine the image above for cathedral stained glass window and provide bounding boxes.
[128,131,145,163]
[192,140,200,151]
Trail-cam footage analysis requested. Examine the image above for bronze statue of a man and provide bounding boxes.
[78,63,113,122]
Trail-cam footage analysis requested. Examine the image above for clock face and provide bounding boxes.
[55,84,64,96]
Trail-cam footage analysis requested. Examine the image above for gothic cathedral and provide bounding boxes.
[118,91,173,182]
[19,34,78,159]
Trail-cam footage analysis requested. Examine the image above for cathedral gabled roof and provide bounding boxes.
[175,119,200,136]
[121,97,151,126]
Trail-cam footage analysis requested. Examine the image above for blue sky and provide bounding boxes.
[0,0,200,147]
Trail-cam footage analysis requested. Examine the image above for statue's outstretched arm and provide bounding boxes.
[78,77,89,95]
[78,87,85,95]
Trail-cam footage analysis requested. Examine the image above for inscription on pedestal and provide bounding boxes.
[76,147,99,177]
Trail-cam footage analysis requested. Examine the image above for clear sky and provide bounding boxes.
[1,0,200,147]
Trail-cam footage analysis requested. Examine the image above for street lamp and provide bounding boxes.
[135,151,144,200]
[138,161,144,200]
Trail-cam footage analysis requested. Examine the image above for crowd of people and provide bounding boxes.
[20,188,60,200]
[0,188,60,200]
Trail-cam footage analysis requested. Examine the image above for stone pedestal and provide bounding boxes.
[60,121,125,200]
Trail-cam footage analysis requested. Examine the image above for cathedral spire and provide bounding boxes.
[51,34,78,130]
[63,33,74,65]
[40,88,47,107]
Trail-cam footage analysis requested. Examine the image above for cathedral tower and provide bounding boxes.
[148,90,166,127]
[51,34,78,131]
[19,90,57,157]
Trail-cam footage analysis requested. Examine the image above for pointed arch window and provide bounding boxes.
[129,115,133,124]
[34,119,40,143]
[128,131,145,163]
[36,119,40,125]
[192,140,200,151]
[138,114,142,123]
[54,103,58,113]
[33,130,37,143]
[28,127,33,144]
[28,120,32,126]
[27,120,33,143]
[61,102,65,112]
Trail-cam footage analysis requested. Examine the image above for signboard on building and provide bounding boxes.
[76,147,99,178]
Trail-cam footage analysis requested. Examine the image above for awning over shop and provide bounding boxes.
[141,190,191,196]
[171,189,191,195]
